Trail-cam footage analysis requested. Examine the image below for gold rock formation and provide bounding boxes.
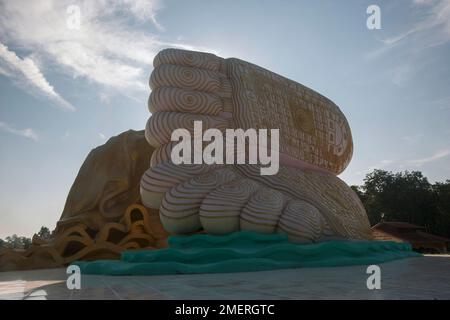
[0,130,169,271]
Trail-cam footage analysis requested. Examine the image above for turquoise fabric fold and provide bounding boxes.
[72,231,420,276]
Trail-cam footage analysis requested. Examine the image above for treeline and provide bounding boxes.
[0,226,51,250]
[352,169,450,238]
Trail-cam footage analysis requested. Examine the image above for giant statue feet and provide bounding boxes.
[141,49,372,242]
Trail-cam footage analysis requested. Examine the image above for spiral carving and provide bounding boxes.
[145,111,230,147]
[150,143,176,167]
[140,162,220,208]
[153,48,224,72]
[199,179,260,234]
[240,187,285,234]
[149,87,223,115]
[160,168,237,234]
[150,64,222,93]
[277,200,324,243]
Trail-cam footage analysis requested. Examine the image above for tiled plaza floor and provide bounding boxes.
[1,255,450,300]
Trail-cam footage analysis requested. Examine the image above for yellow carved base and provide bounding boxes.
[0,204,169,272]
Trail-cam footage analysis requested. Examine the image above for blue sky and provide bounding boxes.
[0,0,449,238]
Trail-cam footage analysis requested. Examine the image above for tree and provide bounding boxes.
[4,234,32,250]
[0,226,51,251]
[431,180,450,237]
[21,236,32,249]
[351,185,366,203]
[355,169,450,238]
[37,226,51,240]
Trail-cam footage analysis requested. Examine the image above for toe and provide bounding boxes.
[200,178,260,234]
[159,168,237,234]
[149,87,224,115]
[153,48,225,73]
[145,111,230,147]
[140,163,220,209]
[150,64,225,93]
[240,187,286,234]
[277,200,323,243]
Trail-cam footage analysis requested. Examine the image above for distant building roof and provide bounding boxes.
[372,222,450,246]
[372,222,424,230]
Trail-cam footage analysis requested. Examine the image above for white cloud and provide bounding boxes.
[413,0,433,4]
[99,92,111,105]
[368,159,395,172]
[120,0,165,31]
[407,149,450,166]
[0,0,212,100]
[0,42,75,111]
[377,0,450,50]
[366,1,450,87]
[366,149,450,172]
[366,0,450,62]
[391,64,415,87]
[0,65,11,77]
[427,96,450,110]
[98,133,106,140]
[401,134,424,145]
[0,121,39,141]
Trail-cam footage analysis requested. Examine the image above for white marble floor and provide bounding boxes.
[1,255,450,300]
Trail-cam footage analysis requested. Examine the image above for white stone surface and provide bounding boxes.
[1,255,449,300]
